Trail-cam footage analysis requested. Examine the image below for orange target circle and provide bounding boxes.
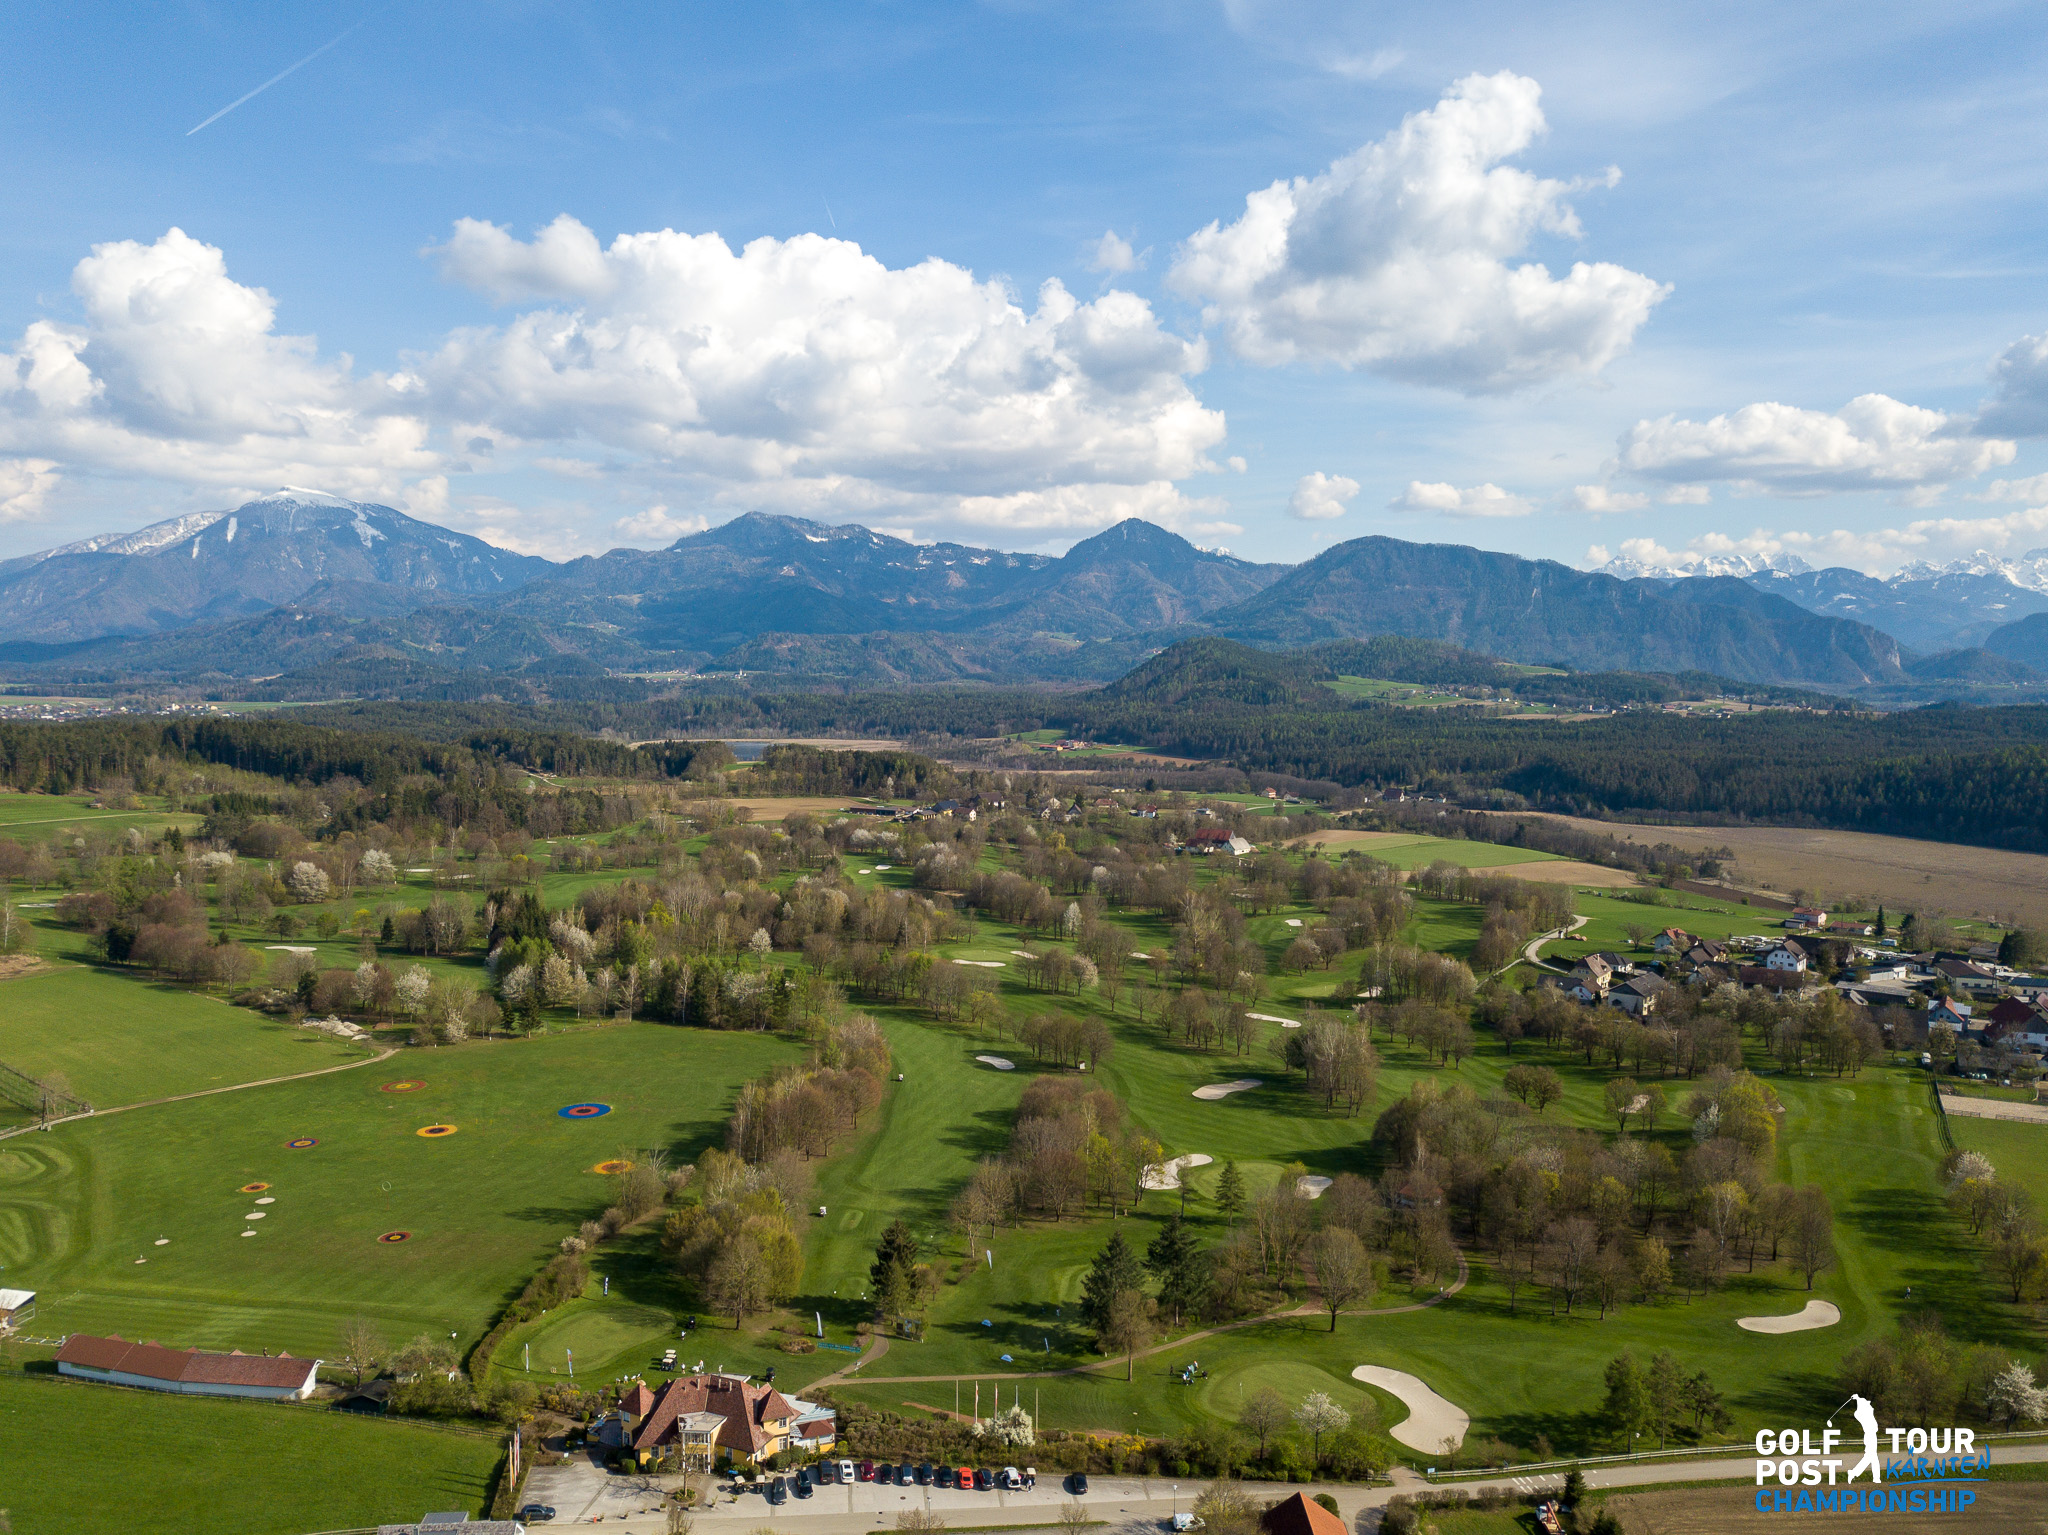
[378,1230,412,1243]
[591,1159,633,1175]
[381,1080,426,1093]
[239,1182,270,1193]
[415,1124,458,1138]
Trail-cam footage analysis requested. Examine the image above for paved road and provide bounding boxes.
[1518,915,1590,973]
[517,1441,2048,1532]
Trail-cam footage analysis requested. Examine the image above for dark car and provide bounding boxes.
[915,1463,933,1486]
[517,1507,557,1524]
[897,1463,915,1486]
[815,1461,838,1485]
[974,1468,994,1491]
[858,1460,876,1482]
[794,1470,813,1499]
[933,1466,954,1490]
[1069,1473,1090,1495]
[766,1478,788,1506]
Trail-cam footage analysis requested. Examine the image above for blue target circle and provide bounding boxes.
[558,1103,612,1119]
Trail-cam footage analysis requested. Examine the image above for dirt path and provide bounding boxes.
[822,1252,1469,1387]
[0,1045,398,1141]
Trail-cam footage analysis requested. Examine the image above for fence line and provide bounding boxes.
[1929,1075,1956,1154]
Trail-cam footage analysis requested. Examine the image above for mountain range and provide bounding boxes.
[6,489,2048,699]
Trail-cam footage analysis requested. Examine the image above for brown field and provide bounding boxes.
[1498,860,1640,887]
[1477,810,2048,928]
[1608,1483,2047,1533]
[723,796,886,820]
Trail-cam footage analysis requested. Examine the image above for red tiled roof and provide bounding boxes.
[1260,1492,1348,1535]
[56,1333,315,1390]
[622,1383,657,1418]
[632,1375,809,1457]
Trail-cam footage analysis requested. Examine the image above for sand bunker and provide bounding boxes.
[975,1055,1016,1071]
[1284,918,1303,927]
[1737,1299,1841,1334]
[1297,1176,1332,1198]
[264,945,317,955]
[1247,1013,1299,1027]
[953,959,1005,967]
[1142,1153,1214,1190]
[1352,1366,1469,1453]
[1011,950,1037,958]
[1193,1079,1262,1100]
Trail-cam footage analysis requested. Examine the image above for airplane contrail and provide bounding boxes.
[187,10,382,135]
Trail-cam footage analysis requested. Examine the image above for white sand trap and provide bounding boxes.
[153,1238,168,1246]
[264,945,317,954]
[953,959,1005,967]
[1142,1153,1214,1191]
[244,1211,266,1220]
[1284,918,1303,927]
[873,864,892,871]
[1247,1013,1299,1027]
[405,868,434,873]
[1011,950,1037,958]
[1297,1175,1332,1198]
[858,867,874,874]
[1131,951,1152,960]
[1737,1299,1841,1334]
[1193,1079,1262,1100]
[975,1055,1016,1071]
[1352,1366,1469,1452]
[240,1230,256,1237]
[255,1197,274,1205]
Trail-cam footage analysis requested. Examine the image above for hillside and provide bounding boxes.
[1209,536,1907,686]
[0,490,549,643]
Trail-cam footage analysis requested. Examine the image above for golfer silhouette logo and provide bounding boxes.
[1843,1395,1882,1484]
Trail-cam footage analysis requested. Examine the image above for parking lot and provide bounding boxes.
[517,1454,1219,1531]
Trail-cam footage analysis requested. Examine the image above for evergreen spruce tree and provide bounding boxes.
[1080,1229,1144,1331]
[1216,1161,1246,1222]
[869,1219,920,1294]
[1874,906,1887,938]
[1144,1215,1209,1328]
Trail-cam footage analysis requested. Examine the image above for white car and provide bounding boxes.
[838,1459,857,1483]
[1000,1467,1022,1489]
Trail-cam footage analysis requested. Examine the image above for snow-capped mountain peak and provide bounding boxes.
[1597,550,1812,580]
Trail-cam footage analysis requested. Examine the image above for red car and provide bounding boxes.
[857,1460,876,1482]
[954,1467,974,1490]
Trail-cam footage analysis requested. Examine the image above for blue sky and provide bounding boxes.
[3,0,2047,572]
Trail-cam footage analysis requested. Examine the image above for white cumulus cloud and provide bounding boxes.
[1391,480,1531,517]
[1168,72,1667,393]
[1567,485,1649,513]
[1085,231,1144,274]
[1977,332,2048,437]
[0,228,435,502]
[1288,470,1359,520]
[0,458,60,522]
[1617,394,2015,496]
[420,217,1227,539]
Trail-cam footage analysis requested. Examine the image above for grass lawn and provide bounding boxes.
[0,959,365,1106]
[0,791,201,839]
[1537,889,1784,961]
[1945,1113,2048,1193]
[1330,836,1564,871]
[0,1373,500,1534]
[0,1023,794,1359]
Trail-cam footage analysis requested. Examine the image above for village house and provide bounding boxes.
[1739,964,1818,994]
[56,1333,320,1400]
[1926,997,1974,1038]
[1763,943,1809,972]
[1569,953,1614,996]
[1983,997,2048,1053]
[1179,828,1254,857]
[1652,928,1696,953]
[1932,959,2004,998]
[1791,906,1830,929]
[1606,973,1666,1017]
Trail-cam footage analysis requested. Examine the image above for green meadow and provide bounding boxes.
[0,1373,499,1534]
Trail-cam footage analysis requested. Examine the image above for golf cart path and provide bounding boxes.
[816,1250,1468,1388]
[0,1046,399,1141]
[1518,915,1591,972]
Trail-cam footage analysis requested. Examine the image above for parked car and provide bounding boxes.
[1069,1473,1090,1495]
[1025,1469,1038,1488]
[517,1507,557,1524]
[794,1470,813,1499]
[840,1459,858,1483]
[1000,1467,1022,1490]
[858,1460,876,1482]
[915,1463,933,1486]
[974,1468,994,1490]
[897,1463,916,1486]
[954,1467,974,1489]
[766,1479,787,1506]
[934,1466,955,1489]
